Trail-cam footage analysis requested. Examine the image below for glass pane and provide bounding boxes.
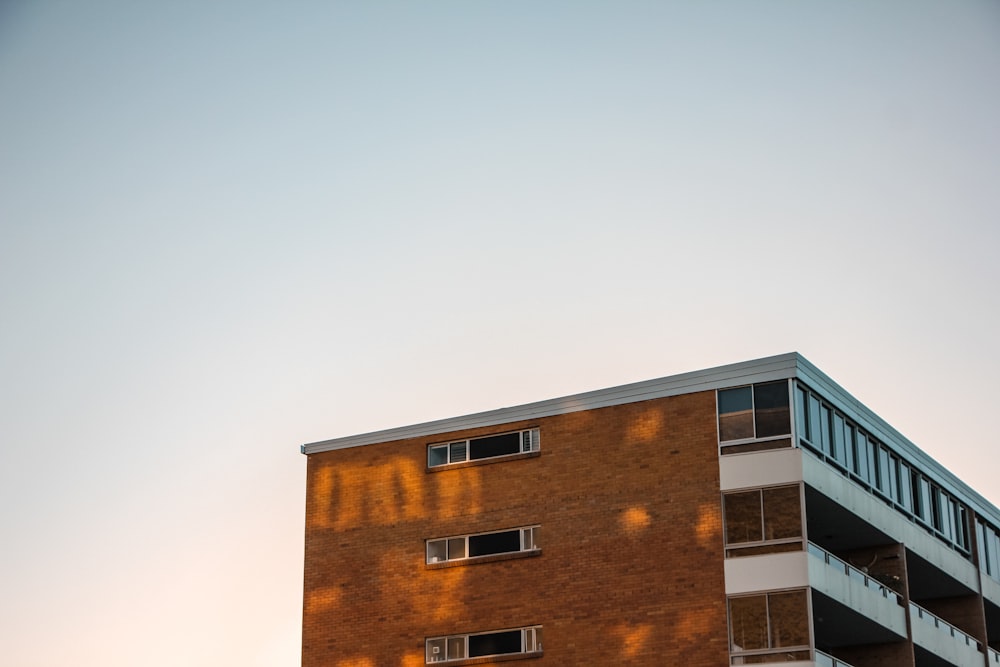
[428,446,448,467]
[447,537,466,560]
[469,630,521,657]
[917,477,932,524]
[754,382,790,437]
[831,414,845,463]
[729,595,769,651]
[843,424,856,473]
[876,447,891,496]
[808,395,822,450]
[427,540,447,563]
[449,441,468,463]
[819,406,832,456]
[899,463,913,510]
[469,529,521,557]
[795,386,810,441]
[768,590,809,648]
[532,526,539,549]
[719,387,754,441]
[763,485,802,540]
[426,638,446,662]
[725,491,763,544]
[469,432,520,459]
[446,637,465,659]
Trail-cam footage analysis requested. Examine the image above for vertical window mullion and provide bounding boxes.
[759,490,766,542]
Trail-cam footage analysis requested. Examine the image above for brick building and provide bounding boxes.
[301,353,1000,666]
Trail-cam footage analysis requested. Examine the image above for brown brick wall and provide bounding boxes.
[302,390,729,667]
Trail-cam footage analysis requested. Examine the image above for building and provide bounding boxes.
[301,353,1000,667]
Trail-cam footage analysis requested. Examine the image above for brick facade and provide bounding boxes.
[302,391,729,667]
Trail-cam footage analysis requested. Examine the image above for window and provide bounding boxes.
[728,590,810,664]
[723,485,803,557]
[718,381,791,445]
[426,626,542,663]
[427,526,540,564]
[428,429,539,468]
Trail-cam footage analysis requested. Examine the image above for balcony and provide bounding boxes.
[989,647,999,665]
[807,542,908,652]
[909,602,983,667]
[814,649,856,667]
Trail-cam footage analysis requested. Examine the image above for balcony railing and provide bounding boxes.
[815,649,856,667]
[807,542,904,605]
[909,602,982,652]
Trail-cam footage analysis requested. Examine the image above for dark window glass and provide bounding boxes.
[754,382,790,437]
[898,463,913,511]
[875,447,891,496]
[931,487,943,531]
[469,433,521,460]
[808,395,822,450]
[724,491,763,544]
[762,486,802,540]
[854,432,870,481]
[955,504,968,549]
[832,414,846,466]
[818,406,832,456]
[469,630,521,657]
[916,477,932,524]
[729,595,769,651]
[469,530,521,557]
[843,424,856,473]
[768,590,809,648]
[719,387,754,441]
[795,386,810,441]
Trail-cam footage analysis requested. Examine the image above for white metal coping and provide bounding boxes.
[301,352,800,455]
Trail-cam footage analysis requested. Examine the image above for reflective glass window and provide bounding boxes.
[762,486,802,541]
[719,386,754,441]
[754,381,790,437]
[768,590,809,648]
[729,595,769,652]
[725,491,762,544]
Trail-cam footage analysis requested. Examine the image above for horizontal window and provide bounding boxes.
[427,526,539,564]
[426,626,542,663]
[718,382,791,445]
[428,429,539,468]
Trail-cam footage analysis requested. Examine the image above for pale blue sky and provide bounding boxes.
[1,2,999,665]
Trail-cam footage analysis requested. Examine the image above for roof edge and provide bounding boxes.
[301,352,801,455]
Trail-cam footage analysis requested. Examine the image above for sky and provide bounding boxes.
[1,1,998,665]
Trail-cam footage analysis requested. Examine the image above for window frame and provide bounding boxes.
[427,429,540,469]
[426,626,542,664]
[426,525,541,566]
[722,483,805,558]
[717,380,793,451]
[727,589,812,664]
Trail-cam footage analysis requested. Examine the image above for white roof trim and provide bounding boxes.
[301,352,800,455]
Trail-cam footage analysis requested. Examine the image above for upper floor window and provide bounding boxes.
[427,526,539,565]
[426,626,542,663]
[718,381,790,444]
[428,429,539,468]
[723,485,803,557]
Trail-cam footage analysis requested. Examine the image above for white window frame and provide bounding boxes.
[427,429,540,468]
[426,626,542,663]
[427,525,540,564]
